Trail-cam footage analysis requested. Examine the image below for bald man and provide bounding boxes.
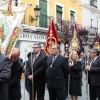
[8,48,23,100]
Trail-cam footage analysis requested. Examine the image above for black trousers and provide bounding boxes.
[65,83,68,99]
[48,87,66,100]
[89,83,100,100]
[30,84,45,100]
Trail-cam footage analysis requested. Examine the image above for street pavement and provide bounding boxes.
[21,72,89,100]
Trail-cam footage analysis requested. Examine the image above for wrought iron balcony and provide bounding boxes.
[90,0,97,8]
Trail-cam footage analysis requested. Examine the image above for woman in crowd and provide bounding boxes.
[69,51,82,100]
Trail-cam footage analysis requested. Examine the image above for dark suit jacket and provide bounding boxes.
[19,57,23,65]
[47,54,69,88]
[0,53,12,100]
[26,52,47,85]
[70,61,82,79]
[79,58,85,70]
[8,59,23,100]
[89,56,100,86]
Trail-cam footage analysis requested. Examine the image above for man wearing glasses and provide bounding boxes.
[26,43,47,100]
[85,48,100,100]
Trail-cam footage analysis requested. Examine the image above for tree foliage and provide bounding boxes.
[56,20,72,44]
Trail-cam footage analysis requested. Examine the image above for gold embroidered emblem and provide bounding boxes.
[93,42,100,50]
[69,29,80,52]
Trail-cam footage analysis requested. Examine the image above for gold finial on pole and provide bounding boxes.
[49,16,54,56]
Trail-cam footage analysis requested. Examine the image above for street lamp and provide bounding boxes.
[34,5,41,19]
[90,19,93,27]
[29,5,41,23]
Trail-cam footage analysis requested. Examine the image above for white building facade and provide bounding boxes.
[82,0,100,34]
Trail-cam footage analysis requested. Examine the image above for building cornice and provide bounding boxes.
[21,24,48,34]
[83,3,100,14]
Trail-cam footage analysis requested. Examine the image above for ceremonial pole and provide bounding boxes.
[85,40,91,100]
[49,16,53,56]
[24,48,28,100]
[67,67,70,100]
[29,5,34,100]
[86,49,90,100]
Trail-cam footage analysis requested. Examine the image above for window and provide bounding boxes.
[39,0,47,28]
[90,0,97,8]
[70,11,75,25]
[11,0,18,6]
[2,0,18,6]
[56,5,63,22]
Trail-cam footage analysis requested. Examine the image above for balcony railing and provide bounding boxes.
[90,0,97,8]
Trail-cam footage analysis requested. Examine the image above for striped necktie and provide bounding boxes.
[52,56,56,64]
[90,59,95,67]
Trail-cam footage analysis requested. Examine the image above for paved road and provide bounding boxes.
[21,72,89,100]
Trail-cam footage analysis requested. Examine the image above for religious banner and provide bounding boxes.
[0,1,26,56]
[44,20,59,56]
[68,26,83,53]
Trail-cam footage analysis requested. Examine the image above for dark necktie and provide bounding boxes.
[33,55,37,62]
[52,56,56,64]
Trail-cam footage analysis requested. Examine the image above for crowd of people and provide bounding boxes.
[0,43,100,100]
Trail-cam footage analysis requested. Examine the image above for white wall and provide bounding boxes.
[19,41,33,61]
[82,0,90,5]
[82,0,100,33]
[98,0,100,10]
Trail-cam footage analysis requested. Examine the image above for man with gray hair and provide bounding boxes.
[47,43,69,100]
[85,48,100,100]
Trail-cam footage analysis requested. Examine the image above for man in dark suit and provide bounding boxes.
[0,53,12,100]
[8,48,23,100]
[79,52,85,70]
[19,57,23,65]
[79,52,85,85]
[85,48,100,100]
[47,43,69,100]
[26,43,47,100]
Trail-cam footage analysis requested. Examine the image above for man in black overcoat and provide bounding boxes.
[0,52,12,100]
[8,48,23,100]
[85,48,100,100]
[47,43,69,100]
[26,43,47,100]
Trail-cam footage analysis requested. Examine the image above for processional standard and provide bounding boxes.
[0,1,26,57]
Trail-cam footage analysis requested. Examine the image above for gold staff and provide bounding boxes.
[24,48,28,100]
[86,56,89,100]
[86,49,90,100]
[49,16,54,56]
[67,62,70,100]
[28,4,34,100]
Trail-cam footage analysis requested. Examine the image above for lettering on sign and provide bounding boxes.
[19,33,46,41]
